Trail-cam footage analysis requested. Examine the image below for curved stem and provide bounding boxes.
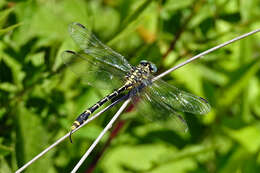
[15,95,128,173]
[153,28,260,81]
[71,99,130,173]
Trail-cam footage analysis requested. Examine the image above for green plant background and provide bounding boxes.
[1,0,260,172]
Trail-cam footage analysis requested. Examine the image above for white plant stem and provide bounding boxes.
[153,28,260,81]
[71,99,131,173]
[15,98,123,173]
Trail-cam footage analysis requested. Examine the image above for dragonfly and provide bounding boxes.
[62,22,211,141]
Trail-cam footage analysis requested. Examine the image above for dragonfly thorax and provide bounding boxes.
[124,60,157,89]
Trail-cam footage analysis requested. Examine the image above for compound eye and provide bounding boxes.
[150,63,157,72]
[152,65,157,72]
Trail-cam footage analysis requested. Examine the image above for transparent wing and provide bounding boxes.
[68,22,132,72]
[147,79,211,115]
[131,78,210,132]
[62,50,126,89]
[131,86,188,132]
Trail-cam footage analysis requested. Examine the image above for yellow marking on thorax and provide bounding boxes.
[142,75,148,79]
[125,80,131,85]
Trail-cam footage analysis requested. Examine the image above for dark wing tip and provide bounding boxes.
[64,50,76,54]
[75,22,86,29]
[199,96,209,104]
[198,97,211,114]
[68,22,87,34]
[70,22,86,29]
[177,115,189,133]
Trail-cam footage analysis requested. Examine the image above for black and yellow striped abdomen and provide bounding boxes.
[71,84,131,130]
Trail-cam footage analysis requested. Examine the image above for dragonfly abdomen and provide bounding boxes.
[71,84,130,130]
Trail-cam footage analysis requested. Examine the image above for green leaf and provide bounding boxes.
[225,123,260,153]
[15,105,54,172]
[0,157,12,173]
[108,0,153,45]
[0,23,22,35]
[219,148,255,173]
[120,0,153,33]
[218,58,260,107]
[0,7,13,27]
[0,144,12,156]
[219,12,241,23]
[101,144,196,173]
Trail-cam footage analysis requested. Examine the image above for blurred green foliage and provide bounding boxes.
[0,0,260,172]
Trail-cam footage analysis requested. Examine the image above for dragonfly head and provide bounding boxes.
[140,60,157,73]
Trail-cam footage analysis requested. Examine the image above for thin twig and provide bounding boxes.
[162,0,203,59]
[153,28,260,81]
[71,99,131,173]
[85,98,136,172]
[86,120,126,173]
[15,96,127,173]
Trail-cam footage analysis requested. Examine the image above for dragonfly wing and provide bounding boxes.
[62,50,126,89]
[147,79,211,115]
[68,22,132,72]
[132,86,188,132]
